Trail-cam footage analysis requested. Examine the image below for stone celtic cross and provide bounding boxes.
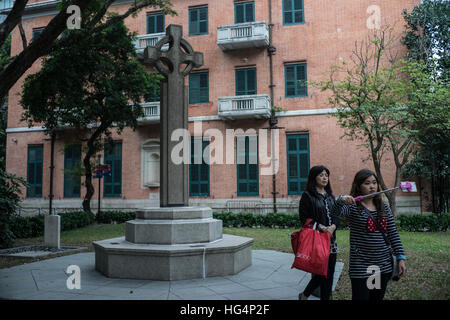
[143,24,204,207]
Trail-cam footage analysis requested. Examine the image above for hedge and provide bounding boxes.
[397,213,449,232]
[213,212,302,228]
[10,211,95,239]
[95,210,136,224]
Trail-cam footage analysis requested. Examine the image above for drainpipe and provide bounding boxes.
[267,0,282,213]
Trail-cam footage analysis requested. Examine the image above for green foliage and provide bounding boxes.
[95,210,136,224]
[9,211,95,240]
[402,0,450,79]
[0,169,27,248]
[213,212,302,228]
[397,213,449,232]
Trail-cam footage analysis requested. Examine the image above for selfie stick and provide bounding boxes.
[354,182,415,202]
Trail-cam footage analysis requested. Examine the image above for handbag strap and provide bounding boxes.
[365,209,392,248]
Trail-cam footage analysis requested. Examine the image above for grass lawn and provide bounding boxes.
[1,223,449,300]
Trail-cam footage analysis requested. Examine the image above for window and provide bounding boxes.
[147,13,165,34]
[27,145,43,198]
[190,139,210,197]
[283,0,304,25]
[189,7,208,36]
[189,72,209,104]
[236,68,256,96]
[145,77,161,102]
[64,144,81,198]
[286,134,309,195]
[103,142,122,198]
[237,136,258,196]
[285,63,307,97]
[235,1,254,24]
[32,28,44,40]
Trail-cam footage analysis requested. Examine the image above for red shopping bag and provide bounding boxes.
[290,219,331,277]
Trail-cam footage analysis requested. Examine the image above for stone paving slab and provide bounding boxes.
[0,250,343,300]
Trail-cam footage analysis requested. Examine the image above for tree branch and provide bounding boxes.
[18,21,27,51]
[0,0,28,47]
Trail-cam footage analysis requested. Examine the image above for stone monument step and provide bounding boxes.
[125,218,223,244]
[93,234,253,280]
[136,206,212,220]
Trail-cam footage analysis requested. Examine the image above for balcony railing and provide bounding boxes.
[0,0,14,11]
[133,33,168,53]
[218,94,271,120]
[217,21,269,51]
[138,102,160,124]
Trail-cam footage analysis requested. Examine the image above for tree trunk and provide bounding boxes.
[81,124,107,212]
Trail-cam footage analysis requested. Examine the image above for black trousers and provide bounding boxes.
[350,273,391,300]
[303,253,337,300]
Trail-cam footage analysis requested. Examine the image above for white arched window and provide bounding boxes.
[142,139,160,188]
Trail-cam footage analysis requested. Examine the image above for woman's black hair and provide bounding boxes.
[305,165,333,196]
[350,169,387,219]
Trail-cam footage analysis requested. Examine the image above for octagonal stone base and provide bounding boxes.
[93,234,253,280]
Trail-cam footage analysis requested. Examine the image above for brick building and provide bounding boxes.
[3,0,426,214]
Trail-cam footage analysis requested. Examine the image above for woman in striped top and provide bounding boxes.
[331,169,407,300]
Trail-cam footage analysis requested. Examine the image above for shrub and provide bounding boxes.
[95,210,136,224]
[213,212,301,228]
[9,211,95,239]
[0,168,27,248]
[397,213,449,232]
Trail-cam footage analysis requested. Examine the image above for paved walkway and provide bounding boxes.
[0,250,343,300]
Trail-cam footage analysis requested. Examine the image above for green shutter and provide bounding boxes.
[236,68,257,96]
[189,139,210,197]
[283,0,304,25]
[189,7,208,36]
[285,63,307,97]
[189,72,209,104]
[287,134,309,195]
[237,136,259,196]
[103,142,122,198]
[235,2,254,24]
[64,144,81,198]
[27,145,43,198]
[147,14,165,34]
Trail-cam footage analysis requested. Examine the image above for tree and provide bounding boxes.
[316,27,418,215]
[402,0,450,213]
[0,34,10,170]
[20,21,160,212]
[0,0,175,100]
[402,0,450,79]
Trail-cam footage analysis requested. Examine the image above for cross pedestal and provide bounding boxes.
[93,25,253,281]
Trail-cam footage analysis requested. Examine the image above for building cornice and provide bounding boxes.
[0,0,138,19]
[5,108,338,133]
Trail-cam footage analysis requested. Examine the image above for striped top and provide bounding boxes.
[331,196,406,278]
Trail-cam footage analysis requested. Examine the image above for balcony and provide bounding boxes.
[217,21,269,51]
[133,33,168,54]
[218,94,271,120]
[138,102,160,124]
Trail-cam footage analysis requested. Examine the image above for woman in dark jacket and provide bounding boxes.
[298,165,340,300]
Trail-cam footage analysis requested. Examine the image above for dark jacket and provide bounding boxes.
[298,191,340,244]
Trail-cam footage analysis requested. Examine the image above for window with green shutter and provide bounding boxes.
[189,72,209,104]
[27,145,43,198]
[103,142,122,198]
[286,134,309,195]
[145,77,161,102]
[285,63,307,97]
[283,0,304,25]
[32,28,44,40]
[235,1,255,24]
[235,68,257,96]
[189,139,210,197]
[189,7,208,36]
[147,13,165,34]
[64,144,81,198]
[237,136,258,196]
